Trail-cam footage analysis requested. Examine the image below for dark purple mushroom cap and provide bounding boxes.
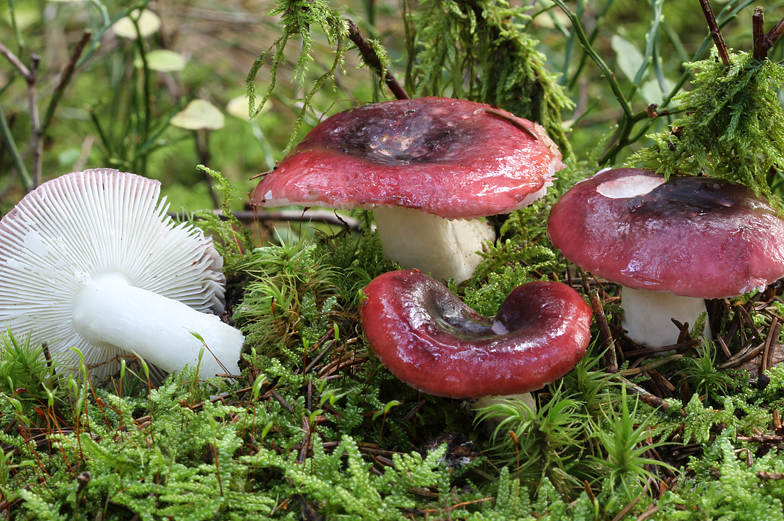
[251,97,563,219]
[359,270,592,399]
[547,168,784,299]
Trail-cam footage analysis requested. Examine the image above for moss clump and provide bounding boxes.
[629,50,784,203]
[404,0,573,155]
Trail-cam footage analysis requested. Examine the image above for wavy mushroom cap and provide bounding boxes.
[0,169,228,378]
[252,97,563,219]
[547,168,784,298]
[360,270,592,399]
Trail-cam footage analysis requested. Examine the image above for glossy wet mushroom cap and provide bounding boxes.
[359,270,592,399]
[251,97,564,284]
[251,96,562,218]
[547,168,784,299]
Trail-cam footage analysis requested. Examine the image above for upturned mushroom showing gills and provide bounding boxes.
[251,97,564,284]
[547,168,784,347]
[0,169,244,379]
[359,270,592,399]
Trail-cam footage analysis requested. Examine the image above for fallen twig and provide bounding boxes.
[346,19,409,100]
[699,0,730,65]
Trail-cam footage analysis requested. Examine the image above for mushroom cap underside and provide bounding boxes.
[547,168,784,298]
[0,169,227,377]
[360,270,593,399]
[252,97,564,219]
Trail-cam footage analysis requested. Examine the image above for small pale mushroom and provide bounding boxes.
[359,270,592,399]
[251,97,564,284]
[547,168,784,347]
[0,169,244,379]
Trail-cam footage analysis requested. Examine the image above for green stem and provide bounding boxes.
[551,0,633,120]
[79,0,151,68]
[7,0,24,56]
[559,0,585,85]
[131,15,152,175]
[40,31,92,138]
[0,106,32,190]
[566,0,615,91]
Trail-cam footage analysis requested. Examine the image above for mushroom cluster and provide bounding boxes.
[0,169,244,379]
[547,168,784,347]
[359,270,592,400]
[251,96,564,284]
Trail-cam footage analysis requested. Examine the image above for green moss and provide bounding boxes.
[403,0,573,155]
[629,49,784,203]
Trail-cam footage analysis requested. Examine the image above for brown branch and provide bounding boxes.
[0,39,31,78]
[0,41,41,189]
[611,497,641,521]
[615,375,688,418]
[765,16,784,50]
[624,339,700,359]
[589,290,617,372]
[762,317,781,373]
[699,0,730,65]
[26,55,40,189]
[754,7,766,61]
[41,30,92,136]
[345,19,409,100]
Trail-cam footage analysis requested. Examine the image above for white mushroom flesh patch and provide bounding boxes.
[596,175,666,199]
[0,169,228,378]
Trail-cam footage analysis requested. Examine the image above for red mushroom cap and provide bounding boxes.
[547,168,784,298]
[359,270,592,399]
[251,97,563,219]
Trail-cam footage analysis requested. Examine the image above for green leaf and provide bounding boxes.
[611,34,646,82]
[639,77,675,105]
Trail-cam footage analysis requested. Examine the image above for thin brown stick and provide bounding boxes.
[620,354,682,376]
[484,108,539,141]
[716,335,732,360]
[589,290,617,372]
[754,7,767,61]
[765,318,781,372]
[0,41,41,189]
[649,368,676,394]
[345,19,409,100]
[26,54,41,189]
[699,0,730,65]
[0,39,31,77]
[624,339,700,359]
[720,342,762,369]
[611,496,641,521]
[762,317,777,373]
[615,375,687,417]
[765,16,784,49]
[41,30,92,135]
[737,303,764,344]
[637,505,660,521]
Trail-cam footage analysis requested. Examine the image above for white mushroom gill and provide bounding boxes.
[0,169,243,379]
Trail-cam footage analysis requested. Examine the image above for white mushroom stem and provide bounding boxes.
[373,206,495,284]
[72,273,242,377]
[621,286,712,347]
